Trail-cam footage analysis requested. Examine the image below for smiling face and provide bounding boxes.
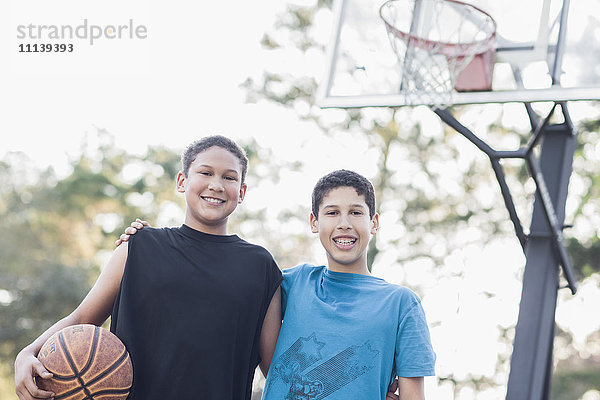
[310,186,379,275]
[177,146,247,235]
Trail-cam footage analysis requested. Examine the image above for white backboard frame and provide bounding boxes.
[317,0,600,108]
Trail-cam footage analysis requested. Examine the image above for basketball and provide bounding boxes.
[37,324,133,400]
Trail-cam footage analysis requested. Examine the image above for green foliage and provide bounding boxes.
[0,262,92,364]
[0,130,183,367]
[565,117,600,280]
[567,238,600,278]
[552,364,600,399]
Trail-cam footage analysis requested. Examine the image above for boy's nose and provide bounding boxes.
[208,179,224,192]
[337,215,352,230]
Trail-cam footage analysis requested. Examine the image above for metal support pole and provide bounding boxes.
[506,121,577,400]
[434,104,578,398]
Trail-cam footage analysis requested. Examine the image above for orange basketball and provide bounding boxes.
[37,324,133,400]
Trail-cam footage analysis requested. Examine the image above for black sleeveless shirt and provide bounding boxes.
[110,225,282,399]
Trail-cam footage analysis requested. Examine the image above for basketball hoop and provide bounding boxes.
[380,0,497,108]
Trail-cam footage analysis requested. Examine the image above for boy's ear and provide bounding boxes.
[309,212,319,233]
[370,213,380,235]
[237,183,247,204]
[176,171,186,193]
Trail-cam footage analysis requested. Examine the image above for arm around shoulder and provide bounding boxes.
[14,243,128,400]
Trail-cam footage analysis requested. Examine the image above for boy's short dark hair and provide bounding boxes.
[182,135,249,183]
[312,169,376,218]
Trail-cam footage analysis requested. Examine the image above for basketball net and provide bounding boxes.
[380,0,497,109]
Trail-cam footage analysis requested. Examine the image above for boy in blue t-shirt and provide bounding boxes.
[261,169,435,400]
[117,169,435,399]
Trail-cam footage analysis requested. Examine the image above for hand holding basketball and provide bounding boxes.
[36,324,133,400]
[14,350,55,400]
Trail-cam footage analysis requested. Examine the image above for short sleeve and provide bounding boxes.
[264,255,283,310]
[280,264,305,317]
[395,299,436,377]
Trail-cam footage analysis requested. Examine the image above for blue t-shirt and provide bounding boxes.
[262,264,435,400]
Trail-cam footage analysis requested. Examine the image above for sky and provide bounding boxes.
[1,1,599,398]
[1,0,337,175]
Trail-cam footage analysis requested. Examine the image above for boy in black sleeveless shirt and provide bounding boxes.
[14,136,283,400]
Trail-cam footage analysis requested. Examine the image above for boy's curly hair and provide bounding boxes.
[311,170,376,218]
[181,135,248,184]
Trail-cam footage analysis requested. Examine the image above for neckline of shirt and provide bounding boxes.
[179,224,241,243]
[322,266,384,283]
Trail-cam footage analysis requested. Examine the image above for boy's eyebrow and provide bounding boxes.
[195,164,239,175]
[322,203,367,210]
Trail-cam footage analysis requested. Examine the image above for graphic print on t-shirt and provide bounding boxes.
[265,333,380,399]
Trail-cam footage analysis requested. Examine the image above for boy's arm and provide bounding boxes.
[397,377,424,400]
[258,286,282,377]
[14,244,128,400]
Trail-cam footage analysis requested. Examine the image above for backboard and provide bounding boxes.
[317,0,600,108]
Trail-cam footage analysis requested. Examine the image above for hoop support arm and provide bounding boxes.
[435,108,495,156]
[559,101,577,136]
[524,103,558,154]
[435,108,528,251]
[526,152,578,294]
[490,158,528,250]
[434,106,578,294]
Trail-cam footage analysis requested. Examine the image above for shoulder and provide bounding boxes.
[282,263,324,279]
[230,239,281,279]
[236,238,278,264]
[240,240,274,258]
[131,226,176,240]
[127,226,173,246]
[281,263,324,289]
[127,227,191,255]
[280,264,322,302]
[373,279,424,318]
[384,281,421,301]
